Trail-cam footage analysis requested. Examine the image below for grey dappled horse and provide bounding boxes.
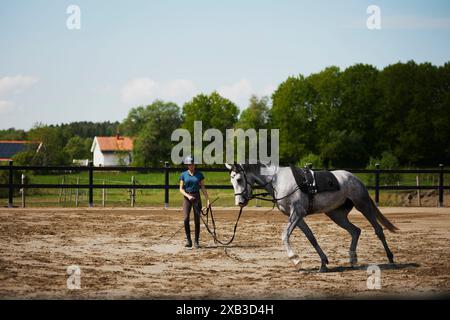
[225,163,398,272]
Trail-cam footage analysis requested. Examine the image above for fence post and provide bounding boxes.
[439,164,444,207]
[21,174,26,208]
[164,161,170,208]
[88,161,94,207]
[102,180,106,207]
[69,182,73,203]
[58,176,65,204]
[416,175,421,207]
[375,163,380,206]
[63,176,67,204]
[75,176,79,207]
[131,176,136,207]
[7,160,13,208]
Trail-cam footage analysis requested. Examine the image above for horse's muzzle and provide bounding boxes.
[238,200,248,207]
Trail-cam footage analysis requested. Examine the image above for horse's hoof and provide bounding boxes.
[288,255,302,271]
[289,254,301,266]
[292,258,301,267]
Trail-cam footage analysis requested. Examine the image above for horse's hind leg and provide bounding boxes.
[296,218,329,272]
[352,196,395,263]
[325,199,361,266]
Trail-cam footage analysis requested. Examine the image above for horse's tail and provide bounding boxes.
[371,198,399,233]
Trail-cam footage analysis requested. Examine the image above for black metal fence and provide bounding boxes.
[1,161,449,208]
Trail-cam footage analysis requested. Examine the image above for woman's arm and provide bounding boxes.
[199,179,210,207]
[179,181,194,200]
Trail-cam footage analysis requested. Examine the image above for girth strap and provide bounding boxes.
[289,164,316,214]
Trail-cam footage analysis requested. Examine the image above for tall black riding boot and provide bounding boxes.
[184,220,192,247]
[194,222,200,249]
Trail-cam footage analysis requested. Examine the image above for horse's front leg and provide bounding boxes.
[282,210,301,268]
[296,218,329,273]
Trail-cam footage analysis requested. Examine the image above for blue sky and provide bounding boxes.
[1,0,449,130]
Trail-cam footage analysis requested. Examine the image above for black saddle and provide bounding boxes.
[289,164,340,213]
[289,165,340,194]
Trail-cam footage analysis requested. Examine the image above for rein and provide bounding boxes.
[197,197,244,246]
[193,165,301,246]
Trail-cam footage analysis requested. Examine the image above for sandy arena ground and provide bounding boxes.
[0,206,449,299]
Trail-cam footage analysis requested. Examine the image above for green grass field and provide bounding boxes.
[2,169,448,208]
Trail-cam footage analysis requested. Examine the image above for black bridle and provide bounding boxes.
[231,164,253,203]
[232,164,300,204]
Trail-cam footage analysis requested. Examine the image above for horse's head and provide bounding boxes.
[225,163,253,207]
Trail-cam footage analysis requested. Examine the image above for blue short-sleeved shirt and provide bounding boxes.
[180,170,204,193]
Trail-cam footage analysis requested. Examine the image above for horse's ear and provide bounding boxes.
[224,163,232,170]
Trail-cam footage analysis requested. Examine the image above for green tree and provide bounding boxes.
[307,66,342,154]
[182,92,239,134]
[27,124,68,165]
[236,95,270,130]
[0,128,27,140]
[12,149,42,166]
[132,101,182,166]
[435,62,450,164]
[338,64,380,158]
[58,121,119,139]
[367,151,401,185]
[320,130,368,168]
[270,75,317,163]
[377,61,445,165]
[63,136,92,161]
[297,153,324,168]
[120,107,151,136]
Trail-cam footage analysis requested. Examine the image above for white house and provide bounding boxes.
[91,135,134,166]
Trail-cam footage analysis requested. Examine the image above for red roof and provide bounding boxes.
[95,136,133,152]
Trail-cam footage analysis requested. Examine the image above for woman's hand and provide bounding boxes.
[187,195,195,201]
[206,199,210,207]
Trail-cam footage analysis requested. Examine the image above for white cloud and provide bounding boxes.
[162,79,197,100]
[121,78,197,106]
[0,75,38,115]
[217,79,253,108]
[0,100,15,114]
[0,75,39,96]
[217,79,276,108]
[121,77,276,108]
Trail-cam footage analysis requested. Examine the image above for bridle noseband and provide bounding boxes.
[231,165,252,203]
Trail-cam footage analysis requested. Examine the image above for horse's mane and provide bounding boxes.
[240,163,263,174]
[231,162,273,175]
